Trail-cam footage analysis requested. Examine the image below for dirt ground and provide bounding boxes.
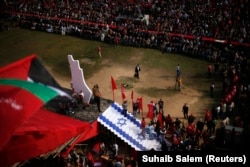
[49,55,210,124]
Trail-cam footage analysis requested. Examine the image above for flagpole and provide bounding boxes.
[112,90,115,102]
[121,83,126,102]
[141,98,143,118]
[131,90,134,111]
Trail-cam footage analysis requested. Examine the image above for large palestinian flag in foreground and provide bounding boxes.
[0,78,59,151]
[0,55,99,166]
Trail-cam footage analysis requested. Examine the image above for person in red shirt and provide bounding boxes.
[97,45,102,58]
[114,35,119,47]
[204,109,212,123]
[165,114,172,129]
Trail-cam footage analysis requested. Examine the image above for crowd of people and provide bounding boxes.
[139,48,249,151]
[0,0,249,163]
[1,0,250,58]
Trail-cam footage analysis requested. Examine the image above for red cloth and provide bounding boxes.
[61,121,99,157]
[0,108,95,166]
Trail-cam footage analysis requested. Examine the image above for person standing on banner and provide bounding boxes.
[141,117,146,138]
[92,84,101,112]
[122,100,128,117]
[132,99,139,118]
[134,64,141,79]
[121,83,127,117]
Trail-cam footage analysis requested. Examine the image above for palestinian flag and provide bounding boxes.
[0,54,71,108]
[0,78,59,150]
[0,56,99,166]
[0,54,70,96]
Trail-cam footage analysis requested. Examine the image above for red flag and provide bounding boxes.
[121,84,126,100]
[137,97,143,111]
[61,120,99,158]
[131,90,134,100]
[92,142,101,154]
[111,76,118,90]
[147,103,154,119]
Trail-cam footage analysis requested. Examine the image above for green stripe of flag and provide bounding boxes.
[0,79,59,103]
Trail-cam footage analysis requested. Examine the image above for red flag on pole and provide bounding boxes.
[131,90,134,100]
[121,84,126,100]
[137,97,143,117]
[111,76,118,90]
[147,102,154,119]
[131,90,134,109]
[111,76,118,101]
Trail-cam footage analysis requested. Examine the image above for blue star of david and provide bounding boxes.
[117,118,127,127]
[137,133,146,142]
